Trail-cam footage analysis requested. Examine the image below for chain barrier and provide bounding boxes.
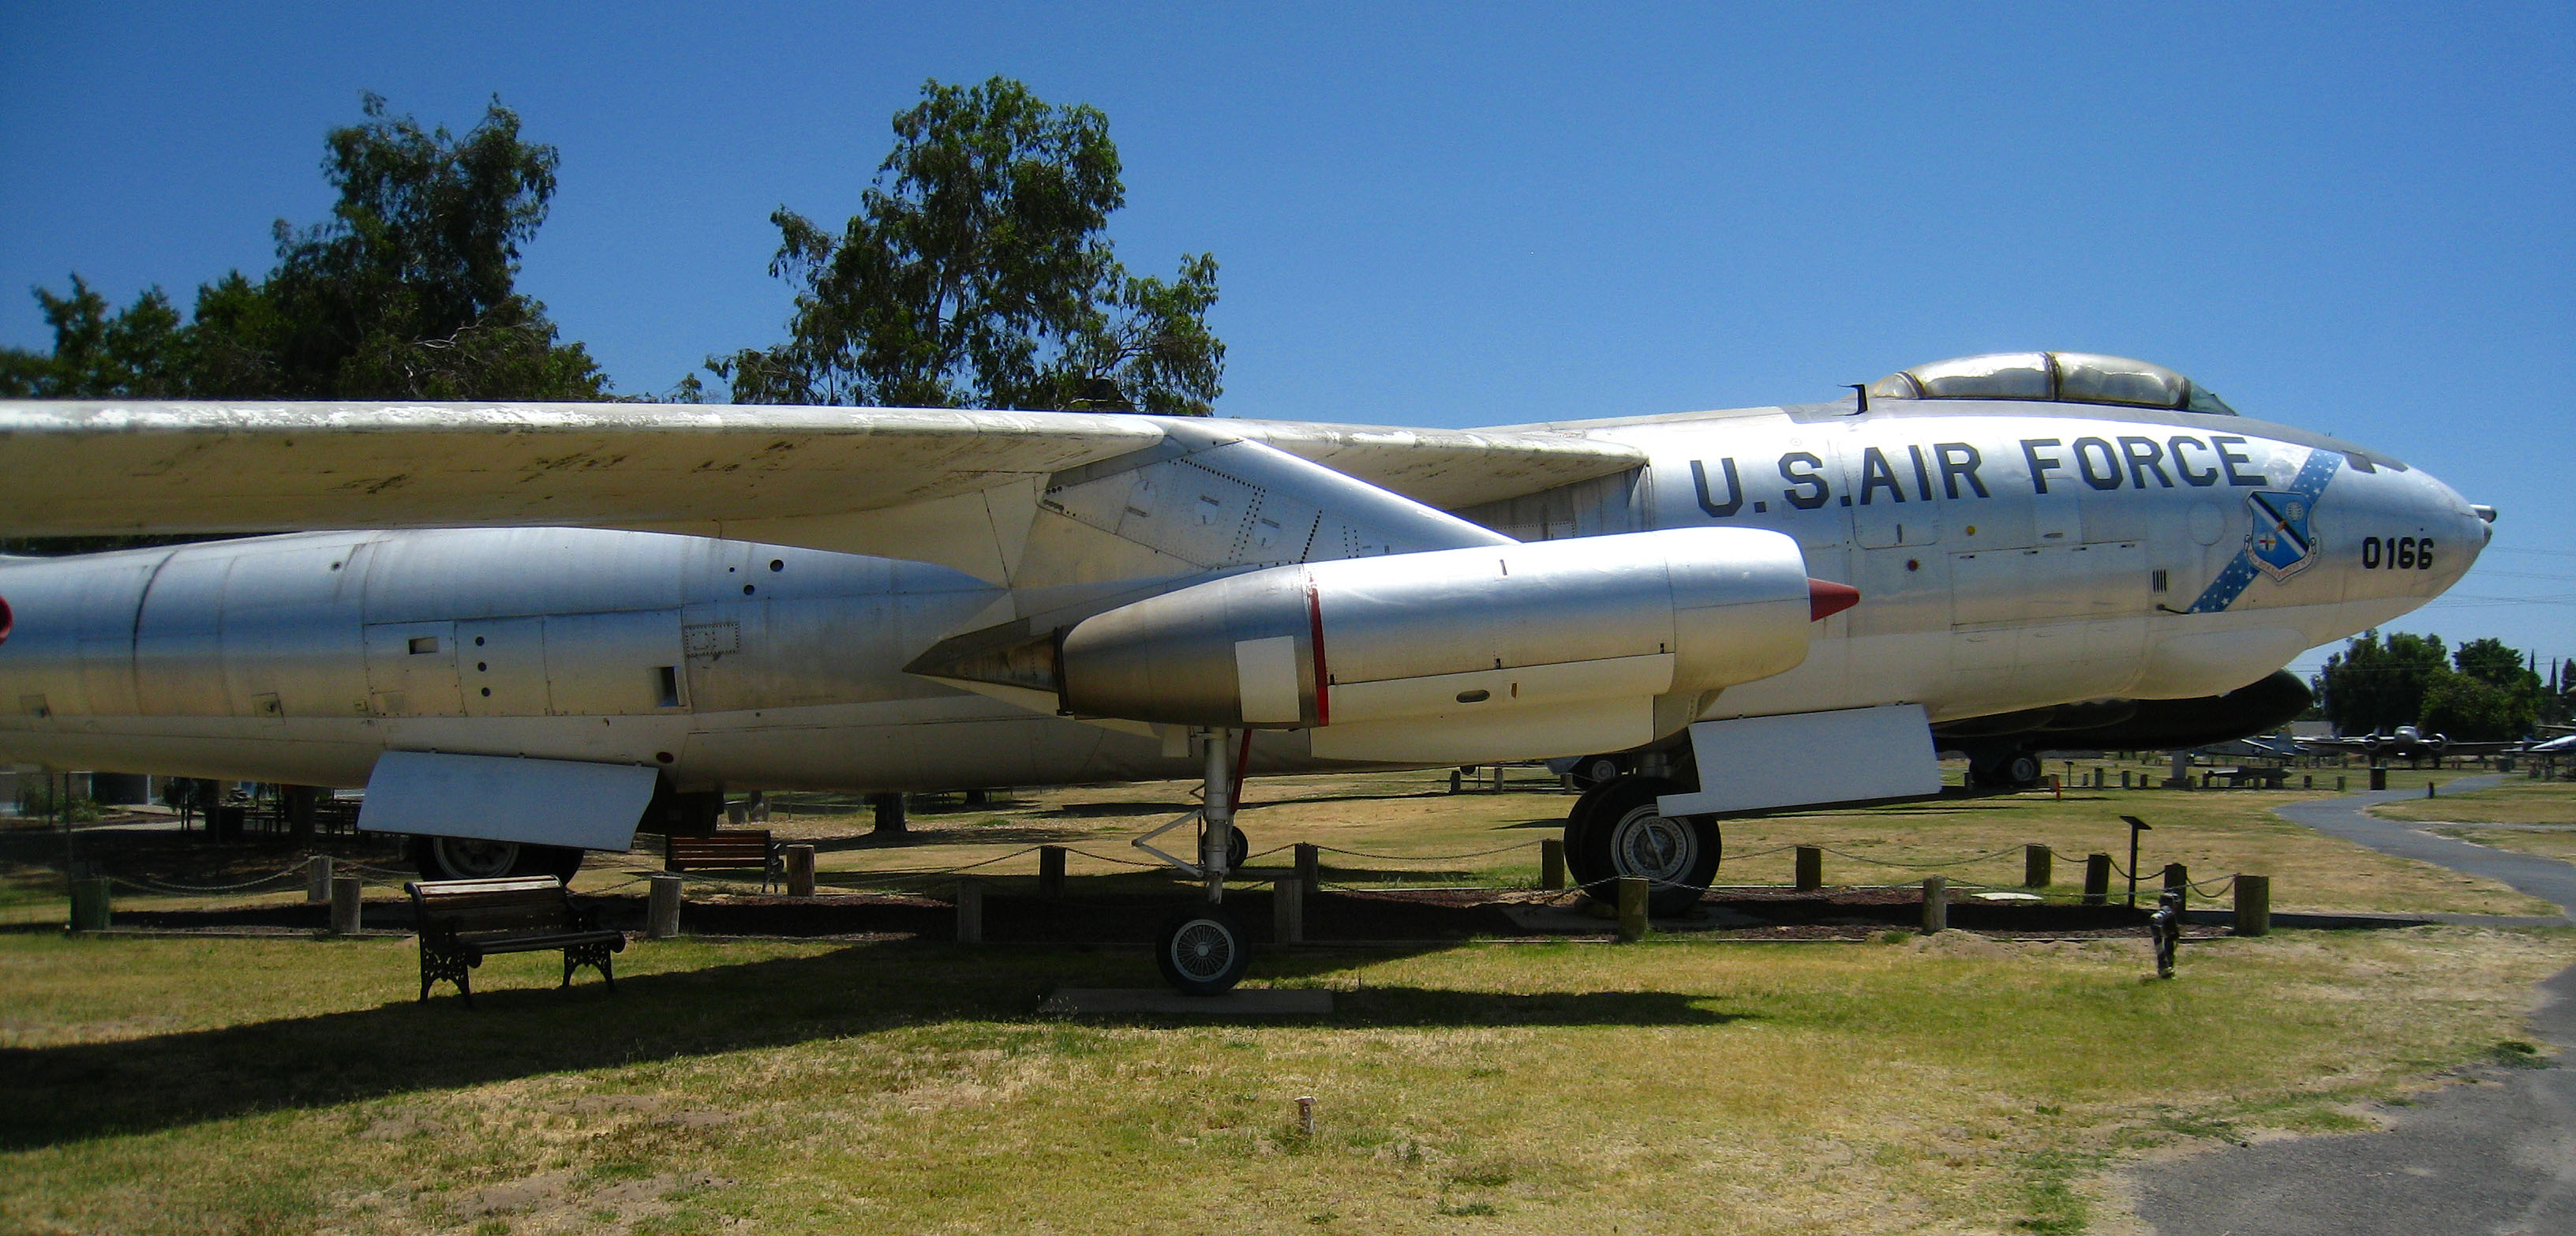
[106,867,303,895]
[1313,841,1541,861]
[1816,845,2024,870]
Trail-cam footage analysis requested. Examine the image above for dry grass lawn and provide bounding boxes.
[2,926,2571,1234]
[6,763,2574,1232]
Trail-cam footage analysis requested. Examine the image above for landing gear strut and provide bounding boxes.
[1136,728,1255,995]
[1562,775,1721,917]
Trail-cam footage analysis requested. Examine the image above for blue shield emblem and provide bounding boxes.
[2246,490,2318,580]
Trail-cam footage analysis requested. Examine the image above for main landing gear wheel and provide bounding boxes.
[1967,751,2044,790]
[1565,775,1721,917]
[410,837,586,882]
[1226,826,1249,871]
[1155,905,1252,995]
[1567,755,1627,792]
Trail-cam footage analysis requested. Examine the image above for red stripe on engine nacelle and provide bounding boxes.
[1808,579,1860,622]
[1305,571,1330,727]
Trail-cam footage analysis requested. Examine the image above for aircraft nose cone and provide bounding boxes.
[1808,579,1859,622]
[0,593,11,646]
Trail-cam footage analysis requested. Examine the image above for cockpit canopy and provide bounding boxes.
[1866,351,2237,415]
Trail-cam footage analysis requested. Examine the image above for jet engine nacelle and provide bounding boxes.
[1060,528,1833,750]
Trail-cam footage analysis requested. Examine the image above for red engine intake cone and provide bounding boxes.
[1807,579,1859,622]
[0,593,12,646]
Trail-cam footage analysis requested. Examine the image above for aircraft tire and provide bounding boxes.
[1567,755,1627,792]
[1967,751,2045,790]
[2005,754,2043,786]
[1155,905,1252,995]
[408,837,586,882]
[1227,826,1249,872]
[410,834,521,882]
[1571,776,1717,916]
[517,844,586,883]
[1560,778,1631,894]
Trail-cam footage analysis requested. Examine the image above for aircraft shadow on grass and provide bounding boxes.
[0,942,1747,1150]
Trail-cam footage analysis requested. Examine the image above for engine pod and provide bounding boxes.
[1058,526,1821,731]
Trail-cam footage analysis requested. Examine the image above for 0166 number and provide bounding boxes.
[2361,536,2433,570]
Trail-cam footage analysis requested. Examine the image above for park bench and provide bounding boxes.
[664,829,781,891]
[405,875,624,1007]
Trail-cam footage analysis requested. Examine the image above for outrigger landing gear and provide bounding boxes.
[1136,728,1255,995]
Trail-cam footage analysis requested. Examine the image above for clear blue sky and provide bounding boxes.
[3,2,2569,680]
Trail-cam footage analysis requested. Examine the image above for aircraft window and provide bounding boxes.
[2184,385,2237,415]
[1865,351,2237,415]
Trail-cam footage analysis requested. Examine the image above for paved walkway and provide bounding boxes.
[2134,776,2576,1234]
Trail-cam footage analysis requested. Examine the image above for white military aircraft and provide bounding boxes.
[0,351,2491,991]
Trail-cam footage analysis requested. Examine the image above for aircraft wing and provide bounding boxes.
[1225,419,1643,511]
[0,400,1631,582]
[0,401,1166,535]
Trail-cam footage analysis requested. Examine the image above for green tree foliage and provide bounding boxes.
[710,77,1223,415]
[2316,630,2548,741]
[0,94,604,403]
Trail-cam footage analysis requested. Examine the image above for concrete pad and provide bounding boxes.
[1039,987,1333,1016]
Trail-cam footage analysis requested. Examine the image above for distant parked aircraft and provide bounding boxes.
[2303,725,2519,764]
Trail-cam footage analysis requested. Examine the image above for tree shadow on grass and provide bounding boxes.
[0,938,1740,1151]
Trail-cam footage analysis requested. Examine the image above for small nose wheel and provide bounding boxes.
[1155,905,1251,995]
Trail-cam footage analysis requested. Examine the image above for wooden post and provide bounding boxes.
[2233,874,2271,936]
[1297,1096,1317,1137]
[1038,845,1068,898]
[329,874,362,934]
[646,873,682,938]
[2304,774,2313,789]
[1920,875,1947,934]
[2369,767,2387,791]
[1615,876,1649,941]
[1294,842,1320,894]
[2162,862,2188,901]
[2024,845,2051,889]
[871,792,908,834]
[1492,765,1504,792]
[2083,853,2112,906]
[2121,770,2132,789]
[67,877,110,931]
[2336,774,2346,792]
[1540,838,1566,890]
[1795,845,1823,891]
[2428,781,2438,799]
[1275,877,1305,943]
[305,854,333,904]
[956,878,983,944]
[784,844,816,897]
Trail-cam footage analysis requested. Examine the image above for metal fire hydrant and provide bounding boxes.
[2149,887,2185,979]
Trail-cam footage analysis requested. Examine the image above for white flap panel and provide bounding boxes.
[1658,704,1941,816]
[358,750,657,852]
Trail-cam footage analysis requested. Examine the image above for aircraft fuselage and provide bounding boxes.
[0,394,2487,796]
